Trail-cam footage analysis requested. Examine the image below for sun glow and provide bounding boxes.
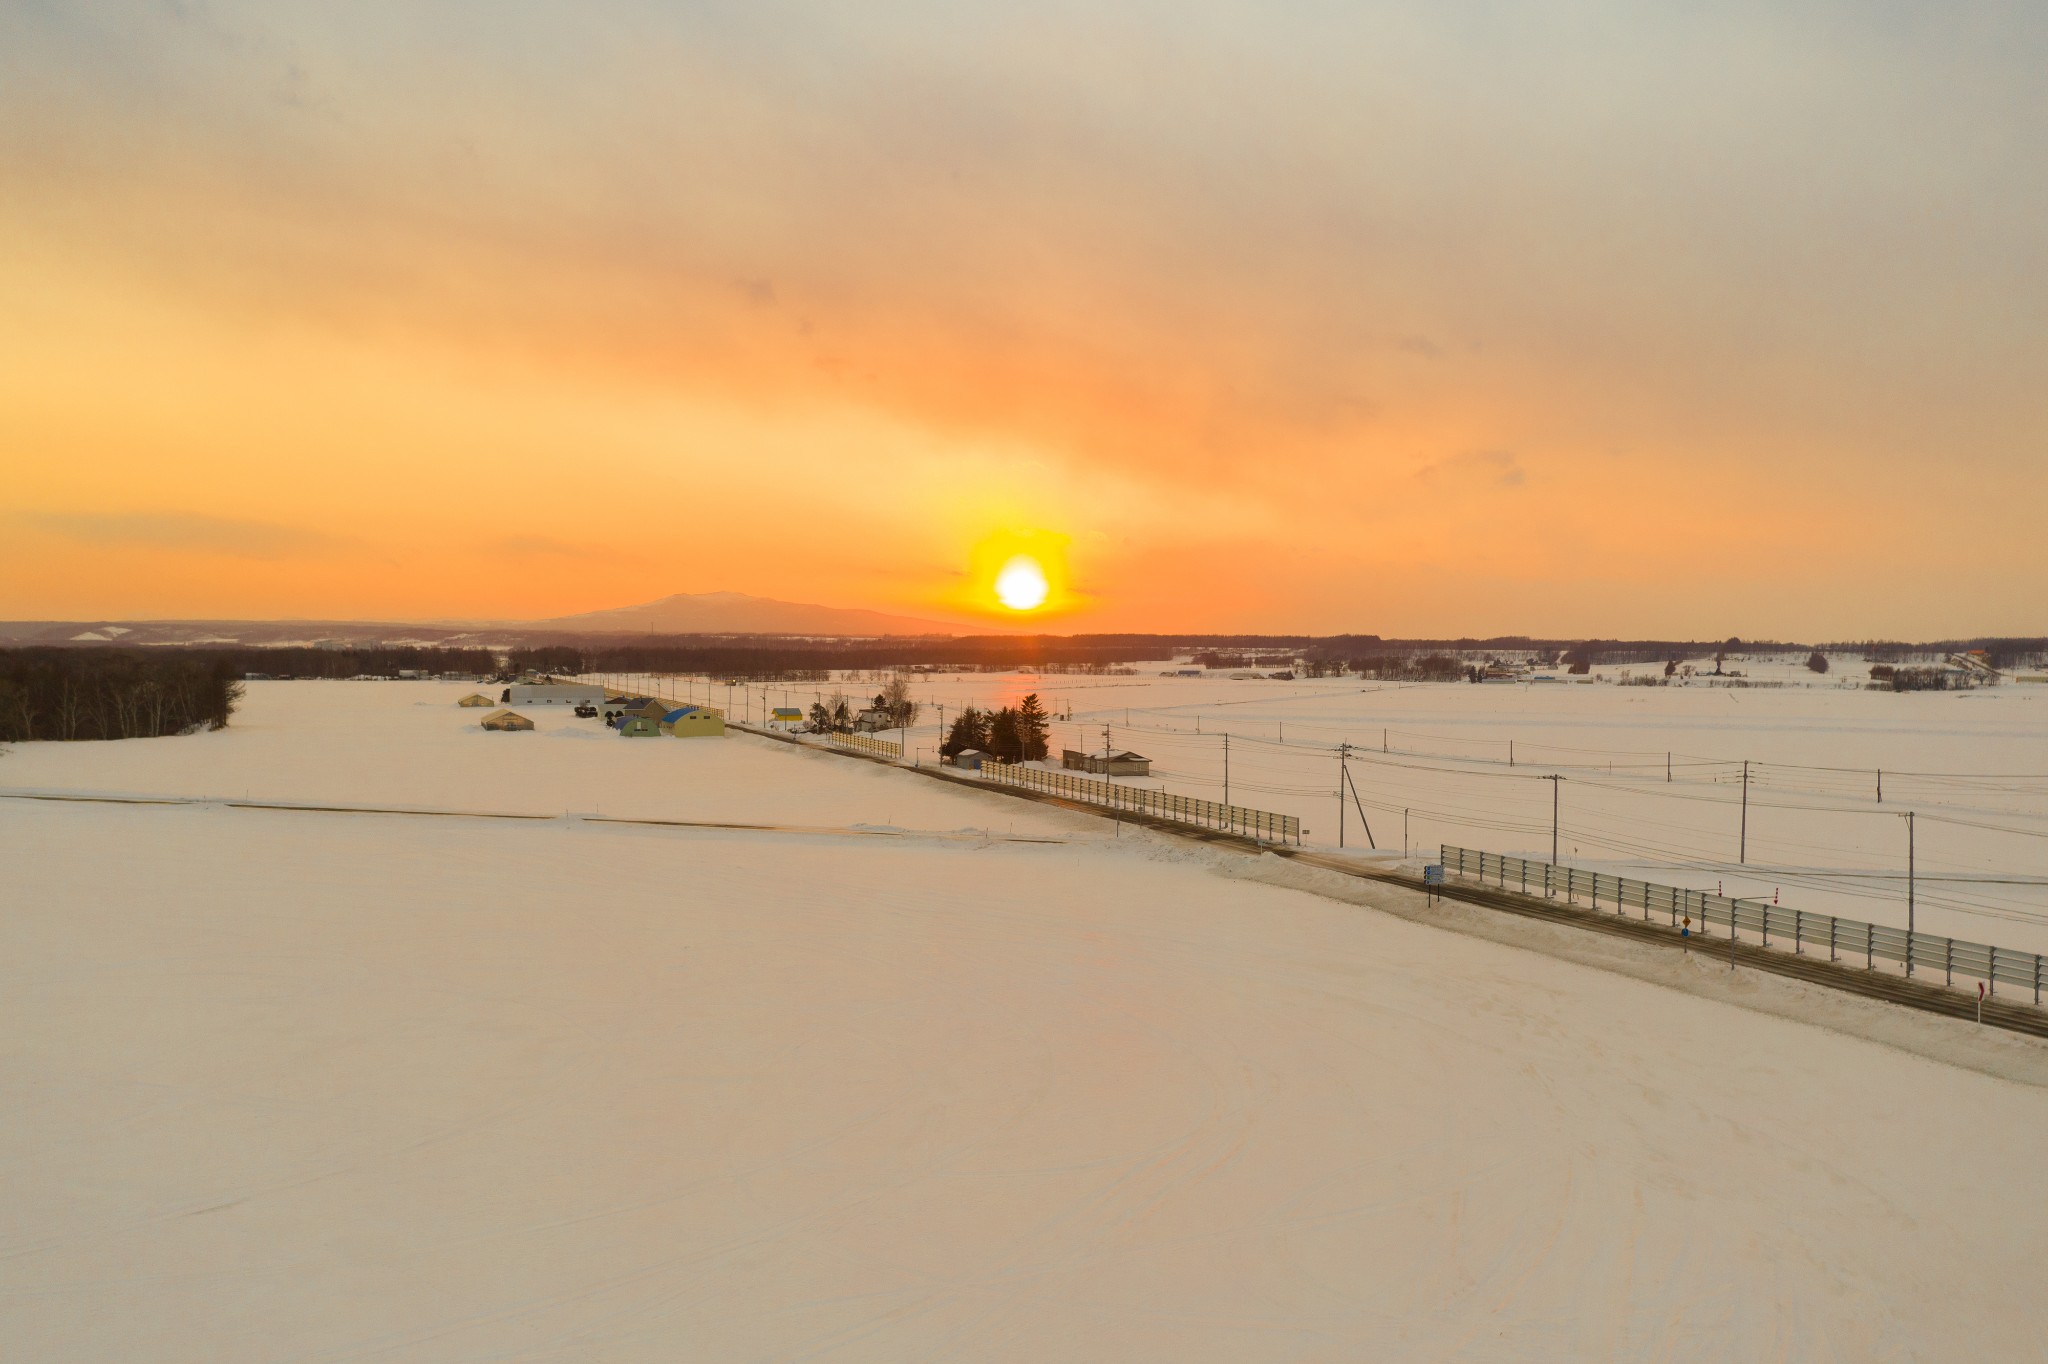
[993,556,1050,611]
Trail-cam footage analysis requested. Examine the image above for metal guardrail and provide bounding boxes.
[828,731,902,759]
[1442,845,2046,1004]
[983,759,1301,843]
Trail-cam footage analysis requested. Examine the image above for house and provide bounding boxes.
[600,695,654,720]
[479,709,534,732]
[618,715,661,737]
[456,692,494,707]
[851,706,894,733]
[506,682,606,706]
[662,705,727,738]
[1063,748,1150,776]
[768,706,805,731]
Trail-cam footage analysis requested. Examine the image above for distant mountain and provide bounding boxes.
[535,592,960,637]
[0,593,969,647]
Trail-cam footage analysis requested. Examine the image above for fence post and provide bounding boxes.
[1946,938,1953,987]
[1989,946,1996,997]
[1829,916,1837,963]
[1867,922,1874,971]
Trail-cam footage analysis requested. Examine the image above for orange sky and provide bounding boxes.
[3,3,2044,636]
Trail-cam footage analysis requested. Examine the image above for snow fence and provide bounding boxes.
[1443,845,2047,1005]
[981,758,1301,844]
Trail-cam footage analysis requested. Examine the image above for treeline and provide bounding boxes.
[233,645,497,678]
[942,696,1052,762]
[551,638,1168,678]
[0,649,242,742]
[1833,639,2048,669]
[1350,654,1467,682]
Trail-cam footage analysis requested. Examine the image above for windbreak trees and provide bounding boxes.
[941,707,991,758]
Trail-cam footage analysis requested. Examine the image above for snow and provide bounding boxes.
[680,664,2048,955]
[4,681,2048,1359]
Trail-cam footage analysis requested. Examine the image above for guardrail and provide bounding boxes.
[1442,845,2046,1004]
[983,759,1301,843]
[828,731,902,759]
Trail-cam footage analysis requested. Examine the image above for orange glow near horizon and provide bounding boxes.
[1,6,2043,638]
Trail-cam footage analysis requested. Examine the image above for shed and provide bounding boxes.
[663,705,727,739]
[480,709,534,732]
[951,749,989,771]
[1065,749,1150,776]
[618,715,661,737]
[768,706,805,731]
[456,692,494,707]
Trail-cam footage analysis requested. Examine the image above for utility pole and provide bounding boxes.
[1904,810,1916,978]
[1337,743,1349,848]
[1223,733,1230,807]
[1739,759,1750,863]
[1545,775,1563,865]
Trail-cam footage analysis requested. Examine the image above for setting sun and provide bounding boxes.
[993,557,1050,611]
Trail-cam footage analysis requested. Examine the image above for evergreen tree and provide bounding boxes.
[988,707,1023,762]
[941,707,991,757]
[1016,693,1051,761]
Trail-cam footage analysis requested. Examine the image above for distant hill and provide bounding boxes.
[535,592,960,637]
[0,592,965,646]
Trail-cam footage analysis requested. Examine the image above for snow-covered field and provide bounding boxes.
[648,661,2048,955]
[5,682,2048,1359]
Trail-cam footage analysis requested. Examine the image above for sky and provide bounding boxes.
[3,1,2044,637]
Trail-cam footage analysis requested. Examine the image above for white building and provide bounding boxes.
[505,683,606,706]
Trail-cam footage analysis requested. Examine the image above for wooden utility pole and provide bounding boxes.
[1739,760,1750,863]
[1545,774,1564,865]
[1338,743,1348,848]
[1904,810,1917,978]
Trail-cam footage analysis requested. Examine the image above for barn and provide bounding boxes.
[662,705,727,739]
[479,709,535,732]
[618,715,661,737]
[456,693,494,707]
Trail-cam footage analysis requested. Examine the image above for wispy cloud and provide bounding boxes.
[486,535,632,564]
[16,511,338,559]
[1416,449,1525,489]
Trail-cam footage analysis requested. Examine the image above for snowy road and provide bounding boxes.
[7,787,2047,1360]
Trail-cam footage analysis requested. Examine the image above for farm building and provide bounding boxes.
[456,693,494,707]
[851,706,894,733]
[618,715,661,738]
[479,709,534,732]
[950,749,989,771]
[768,707,805,731]
[505,682,605,706]
[1062,748,1152,776]
[662,706,727,739]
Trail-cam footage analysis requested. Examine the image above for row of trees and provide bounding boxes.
[1349,654,1467,682]
[0,649,242,742]
[940,695,1052,762]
